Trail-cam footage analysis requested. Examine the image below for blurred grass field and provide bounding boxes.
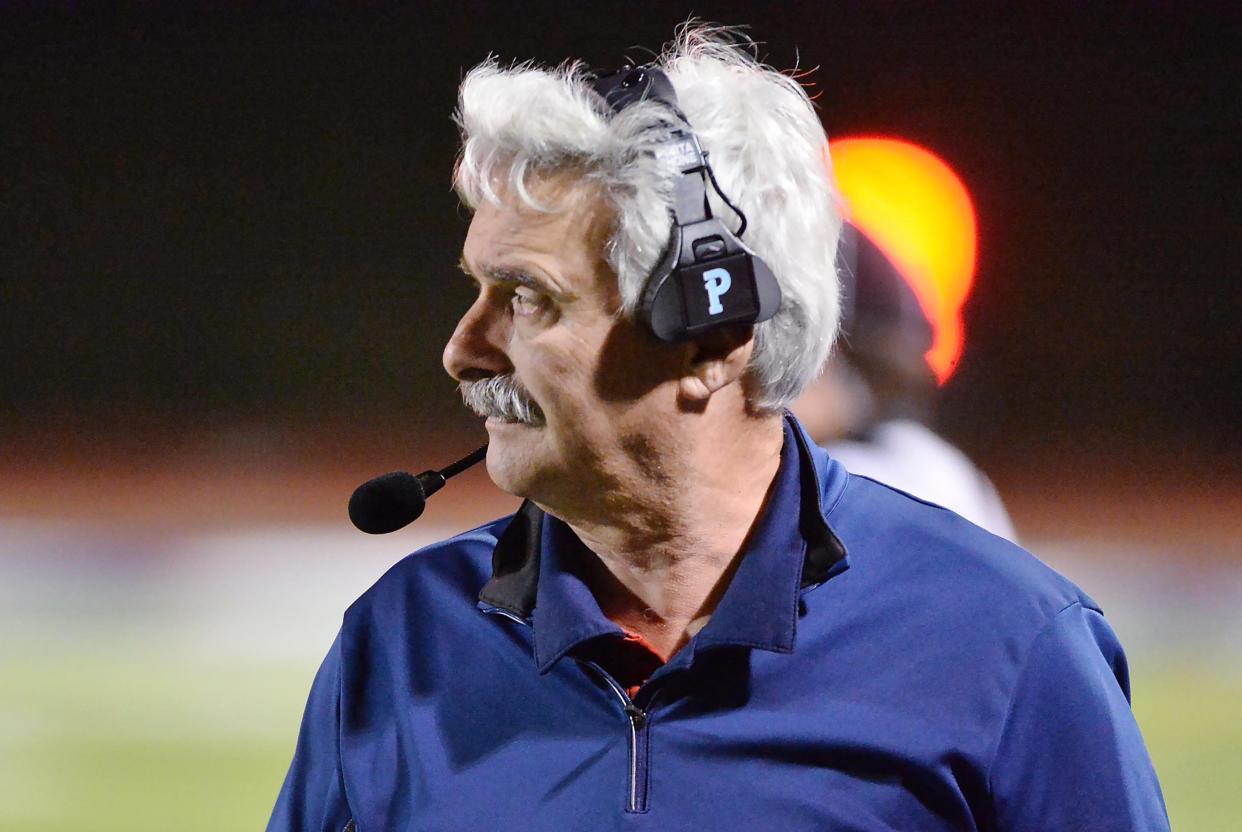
[2,644,1238,830]
[0,649,308,831]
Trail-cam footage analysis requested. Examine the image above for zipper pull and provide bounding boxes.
[624,703,647,729]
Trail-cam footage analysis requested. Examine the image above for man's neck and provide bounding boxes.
[549,411,786,659]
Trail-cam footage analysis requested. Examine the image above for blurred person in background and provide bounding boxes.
[269,25,1166,831]
[792,223,1017,540]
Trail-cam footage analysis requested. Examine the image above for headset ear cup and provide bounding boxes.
[639,225,688,342]
[647,275,688,342]
[751,254,783,324]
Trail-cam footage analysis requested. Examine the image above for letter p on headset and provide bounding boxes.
[703,267,732,315]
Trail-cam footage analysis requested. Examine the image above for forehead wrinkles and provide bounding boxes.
[503,171,614,238]
[468,173,620,300]
[533,174,620,301]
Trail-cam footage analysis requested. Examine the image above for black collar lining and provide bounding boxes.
[478,499,543,618]
[791,418,848,586]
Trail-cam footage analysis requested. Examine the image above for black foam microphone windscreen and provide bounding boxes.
[349,471,430,534]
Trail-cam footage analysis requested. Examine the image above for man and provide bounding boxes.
[792,224,1018,540]
[269,27,1167,831]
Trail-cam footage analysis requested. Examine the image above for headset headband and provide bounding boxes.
[589,65,782,342]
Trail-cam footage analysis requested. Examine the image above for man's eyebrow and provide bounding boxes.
[457,256,576,301]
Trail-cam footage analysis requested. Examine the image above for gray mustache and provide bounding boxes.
[459,376,546,426]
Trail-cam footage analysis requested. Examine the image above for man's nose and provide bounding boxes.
[442,295,512,382]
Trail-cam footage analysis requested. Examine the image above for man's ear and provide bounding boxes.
[677,324,755,406]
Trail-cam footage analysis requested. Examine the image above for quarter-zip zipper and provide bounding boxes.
[581,659,660,813]
[481,607,660,813]
[624,702,649,812]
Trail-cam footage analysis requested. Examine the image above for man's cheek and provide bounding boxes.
[524,352,586,412]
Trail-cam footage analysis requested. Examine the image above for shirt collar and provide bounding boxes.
[478,413,848,672]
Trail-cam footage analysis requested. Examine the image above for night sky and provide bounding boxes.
[2,3,1237,465]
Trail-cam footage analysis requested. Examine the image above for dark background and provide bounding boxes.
[2,3,1238,476]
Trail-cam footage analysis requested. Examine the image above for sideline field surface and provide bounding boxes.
[3,521,1238,830]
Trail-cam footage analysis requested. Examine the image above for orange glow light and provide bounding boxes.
[828,137,977,383]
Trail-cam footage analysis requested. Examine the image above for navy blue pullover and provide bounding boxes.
[269,416,1167,831]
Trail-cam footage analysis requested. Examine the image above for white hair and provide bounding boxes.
[453,25,842,411]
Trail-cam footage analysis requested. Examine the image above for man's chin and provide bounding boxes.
[482,419,546,497]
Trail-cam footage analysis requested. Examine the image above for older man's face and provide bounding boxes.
[444,182,683,506]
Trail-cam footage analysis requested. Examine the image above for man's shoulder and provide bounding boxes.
[343,513,517,625]
[827,472,1096,627]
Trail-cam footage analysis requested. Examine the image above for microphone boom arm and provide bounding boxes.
[348,444,488,534]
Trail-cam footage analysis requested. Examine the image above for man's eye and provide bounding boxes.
[511,288,545,316]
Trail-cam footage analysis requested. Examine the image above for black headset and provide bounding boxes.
[590,65,782,343]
